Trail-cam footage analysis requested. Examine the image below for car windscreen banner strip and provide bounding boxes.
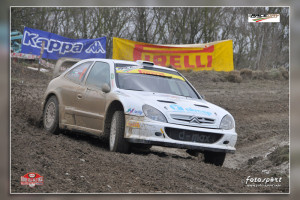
[112,37,234,72]
[20,27,106,60]
[116,68,185,81]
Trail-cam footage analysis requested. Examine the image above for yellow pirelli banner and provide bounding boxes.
[112,37,234,71]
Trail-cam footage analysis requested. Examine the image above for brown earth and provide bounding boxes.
[10,62,289,193]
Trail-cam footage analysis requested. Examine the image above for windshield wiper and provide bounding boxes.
[123,88,144,91]
[175,94,193,98]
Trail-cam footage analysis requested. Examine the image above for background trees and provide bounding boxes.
[11,7,289,70]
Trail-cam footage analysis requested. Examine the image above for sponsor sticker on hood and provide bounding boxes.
[169,104,213,116]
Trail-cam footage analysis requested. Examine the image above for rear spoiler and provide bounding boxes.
[53,57,81,78]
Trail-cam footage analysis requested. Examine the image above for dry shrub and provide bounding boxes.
[263,69,284,80]
[211,71,226,82]
[240,68,253,80]
[182,68,288,83]
[31,63,40,68]
[252,70,264,80]
[278,67,289,80]
[226,70,242,83]
[201,70,209,75]
[185,69,193,73]
[236,76,243,83]
[201,70,226,82]
[281,70,289,80]
[181,70,226,83]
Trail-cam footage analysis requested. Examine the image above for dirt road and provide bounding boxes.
[10,63,289,193]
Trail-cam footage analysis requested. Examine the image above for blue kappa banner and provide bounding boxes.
[21,27,106,60]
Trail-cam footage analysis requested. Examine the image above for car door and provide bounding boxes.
[60,61,93,126]
[75,61,111,132]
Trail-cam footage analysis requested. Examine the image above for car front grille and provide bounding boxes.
[170,114,215,124]
[165,127,223,144]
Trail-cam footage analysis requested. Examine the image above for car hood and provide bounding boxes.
[116,89,232,128]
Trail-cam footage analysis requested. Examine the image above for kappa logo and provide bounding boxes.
[22,30,106,55]
[22,31,84,54]
[85,41,106,54]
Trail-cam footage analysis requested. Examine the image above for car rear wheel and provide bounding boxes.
[203,151,226,166]
[43,96,60,134]
[109,111,130,153]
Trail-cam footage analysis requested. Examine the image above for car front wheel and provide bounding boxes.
[43,96,60,134]
[109,111,130,153]
[203,151,226,166]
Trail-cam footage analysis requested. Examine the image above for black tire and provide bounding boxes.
[204,151,226,166]
[43,96,60,134]
[131,144,152,153]
[109,111,130,153]
[186,149,199,157]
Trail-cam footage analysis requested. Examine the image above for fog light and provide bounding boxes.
[223,140,229,144]
[155,132,162,137]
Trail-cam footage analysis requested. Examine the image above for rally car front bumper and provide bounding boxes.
[124,115,237,153]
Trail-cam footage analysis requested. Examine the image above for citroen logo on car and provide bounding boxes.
[190,117,201,124]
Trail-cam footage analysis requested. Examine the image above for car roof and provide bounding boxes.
[81,58,177,72]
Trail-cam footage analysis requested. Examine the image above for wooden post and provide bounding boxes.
[38,41,45,72]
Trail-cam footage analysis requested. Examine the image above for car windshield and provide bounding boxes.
[115,66,199,99]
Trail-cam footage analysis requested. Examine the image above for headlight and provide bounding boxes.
[220,115,234,130]
[142,104,167,123]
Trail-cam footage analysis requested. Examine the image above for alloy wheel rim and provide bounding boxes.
[110,115,117,151]
[44,102,56,129]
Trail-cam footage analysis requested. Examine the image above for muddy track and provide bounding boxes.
[10,63,289,193]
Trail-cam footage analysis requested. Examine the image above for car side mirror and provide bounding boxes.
[101,83,111,93]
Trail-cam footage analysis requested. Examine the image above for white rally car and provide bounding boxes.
[43,59,237,166]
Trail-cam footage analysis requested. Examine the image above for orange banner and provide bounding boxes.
[112,38,234,71]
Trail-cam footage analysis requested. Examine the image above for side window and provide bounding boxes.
[85,61,110,89]
[65,61,93,84]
